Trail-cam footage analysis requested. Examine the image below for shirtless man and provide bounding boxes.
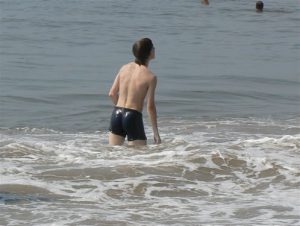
[108,38,161,146]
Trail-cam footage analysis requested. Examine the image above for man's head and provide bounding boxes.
[256,1,264,12]
[132,38,155,66]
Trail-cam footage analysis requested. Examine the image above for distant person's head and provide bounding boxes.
[256,1,264,12]
[201,0,209,5]
[132,38,155,66]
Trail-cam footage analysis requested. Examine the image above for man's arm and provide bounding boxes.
[108,73,120,105]
[147,76,161,144]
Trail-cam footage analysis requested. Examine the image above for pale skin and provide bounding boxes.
[108,48,161,146]
[201,0,209,5]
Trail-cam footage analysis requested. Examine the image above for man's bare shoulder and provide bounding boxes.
[119,62,134,72]
[119,62,156,81]
[147,69,157,80]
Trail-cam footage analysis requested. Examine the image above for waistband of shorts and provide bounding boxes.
[114,106,142,115]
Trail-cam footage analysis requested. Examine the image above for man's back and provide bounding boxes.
[117,62,154,112]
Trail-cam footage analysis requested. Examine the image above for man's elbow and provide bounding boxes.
[147,104,156,114]
[108,90,115,98]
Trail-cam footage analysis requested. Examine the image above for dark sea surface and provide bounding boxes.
[0,0,299,225]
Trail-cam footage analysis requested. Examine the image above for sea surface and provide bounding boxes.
[0,0,300,225]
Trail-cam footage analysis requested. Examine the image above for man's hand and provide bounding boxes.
[154,134,161,144]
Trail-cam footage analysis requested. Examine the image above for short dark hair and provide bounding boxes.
[132,38,154,66]
[256,1,264,10]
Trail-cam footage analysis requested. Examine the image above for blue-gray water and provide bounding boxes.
[0,0,300,225]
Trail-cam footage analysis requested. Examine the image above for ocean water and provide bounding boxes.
[0,0,300,225]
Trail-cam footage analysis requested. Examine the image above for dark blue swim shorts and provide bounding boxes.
[109,106,147,141]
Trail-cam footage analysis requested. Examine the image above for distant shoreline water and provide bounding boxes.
[1,0,299,131]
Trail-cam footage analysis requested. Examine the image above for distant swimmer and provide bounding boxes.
[201,0,209,5]
[108,38,161,146]
[256,1,264,12]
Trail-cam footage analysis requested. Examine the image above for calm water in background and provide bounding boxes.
[0,0,300,225]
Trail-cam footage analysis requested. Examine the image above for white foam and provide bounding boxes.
[1,118,299,225]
